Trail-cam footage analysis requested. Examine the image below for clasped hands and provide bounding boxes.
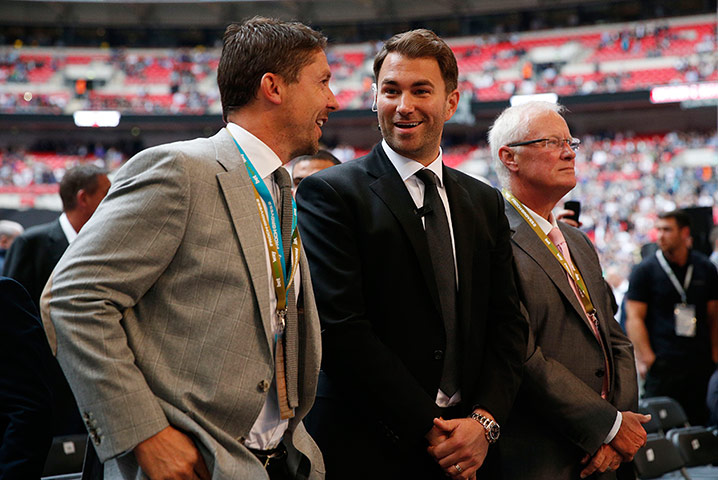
[579,411,651,478]
[426,409,492,480]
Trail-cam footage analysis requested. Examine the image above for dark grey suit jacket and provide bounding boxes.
[499,202,638,480]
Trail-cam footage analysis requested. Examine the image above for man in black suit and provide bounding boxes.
[2,164,109,441]
[296,29,527,479]
[3,164,110,310]
[0,277,55,479]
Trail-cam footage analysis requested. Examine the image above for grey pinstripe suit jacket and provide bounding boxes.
[41,129,324,479]
[498,202,638,480]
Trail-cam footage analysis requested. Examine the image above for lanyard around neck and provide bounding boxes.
[503,189,597,316]
[226,128,300,315]
[655,250,693,304]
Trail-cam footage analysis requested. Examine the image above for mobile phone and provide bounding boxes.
[564,200,581,223]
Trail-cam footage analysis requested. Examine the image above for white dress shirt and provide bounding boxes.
[226,122,300,450]
[382,140,461,408]
[58,212,78,244]
[523,204,622,444]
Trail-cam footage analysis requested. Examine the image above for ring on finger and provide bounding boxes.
[454,463,463,473]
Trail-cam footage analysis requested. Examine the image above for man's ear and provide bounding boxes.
[443,89,460,122]
[499,146,519,172]
[75,189,87,208]
[258,72,284,105]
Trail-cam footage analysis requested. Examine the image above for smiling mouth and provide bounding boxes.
[395,121,421,129]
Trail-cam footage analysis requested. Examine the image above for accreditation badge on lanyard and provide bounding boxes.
[656,250,696,338]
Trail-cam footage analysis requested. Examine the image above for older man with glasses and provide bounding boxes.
[488,101,650,480]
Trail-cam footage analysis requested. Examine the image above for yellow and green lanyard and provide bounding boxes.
[502,189,598,321]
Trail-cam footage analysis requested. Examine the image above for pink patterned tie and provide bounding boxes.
[548,227,609,398]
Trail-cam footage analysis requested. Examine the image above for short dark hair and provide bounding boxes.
[293,149,341,166]
[658,210,691,231]
[373,29,458,94]
[60,164,108,211]
[218,16,328,122]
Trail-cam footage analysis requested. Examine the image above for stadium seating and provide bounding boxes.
[633,433,687,479]
[1,15,715,114]
[640,397,691,432]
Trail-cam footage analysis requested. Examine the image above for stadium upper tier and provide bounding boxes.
[1,14,715,115]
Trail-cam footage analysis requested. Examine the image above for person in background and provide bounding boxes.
[626,210,718,425]
[490,100,648,480]
[292,149,341,189]
[42,17,337,479]
[2,164,110,310]
[0,220,23,272]
[297,29,527,479]
[0,277,55,480]
[2,164,109,441]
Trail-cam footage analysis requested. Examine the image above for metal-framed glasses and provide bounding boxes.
[506,137,581,152]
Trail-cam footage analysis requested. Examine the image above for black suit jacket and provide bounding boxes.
[296,144,527,478]
[0,277,54,479]
[2,218,69,310]
[1,220,83,438]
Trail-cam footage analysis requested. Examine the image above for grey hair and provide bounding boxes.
[487,101,566,187]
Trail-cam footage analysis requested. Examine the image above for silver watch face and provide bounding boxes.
[489,423,500,441]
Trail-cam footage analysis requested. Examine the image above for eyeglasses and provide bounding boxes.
[506,137,581,152]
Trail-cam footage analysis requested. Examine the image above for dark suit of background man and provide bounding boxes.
[42,17,337,480]
[489,101,649,480]
[2,164,109,441]
[2,163,110,310]
[297,29,527,480]
[0,277,55,479]
[626,210,718,425]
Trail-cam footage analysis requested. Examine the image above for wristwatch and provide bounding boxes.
[470,412,500,444]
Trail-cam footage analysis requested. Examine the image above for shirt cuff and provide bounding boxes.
[603,411,622,444]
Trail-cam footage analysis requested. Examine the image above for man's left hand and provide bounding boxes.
[610,411,651,461]
[427,414,489,480]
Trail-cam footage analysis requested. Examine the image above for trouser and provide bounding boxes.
[644,356,715,425]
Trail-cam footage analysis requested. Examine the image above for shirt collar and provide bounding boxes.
[226,122,282,179]
[521,203,558,235]
[381,139,445,187]
[58,212,78,243]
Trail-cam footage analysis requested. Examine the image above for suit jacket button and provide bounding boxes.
[433,350,444,360]
[257,380,270,392]
[595,369,605,378]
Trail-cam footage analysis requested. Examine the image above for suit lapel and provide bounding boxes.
[366,145,442,315]
[212,129,274,349]
[443,167,473,335]
[506,204,591,330]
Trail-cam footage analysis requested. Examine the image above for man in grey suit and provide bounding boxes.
[42,17,337,479]
[488,101,650,479]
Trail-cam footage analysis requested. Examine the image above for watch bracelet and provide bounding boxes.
[469,412,499,444]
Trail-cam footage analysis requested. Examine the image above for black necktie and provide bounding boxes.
[273,166,299,412]
[415,169,459,397]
